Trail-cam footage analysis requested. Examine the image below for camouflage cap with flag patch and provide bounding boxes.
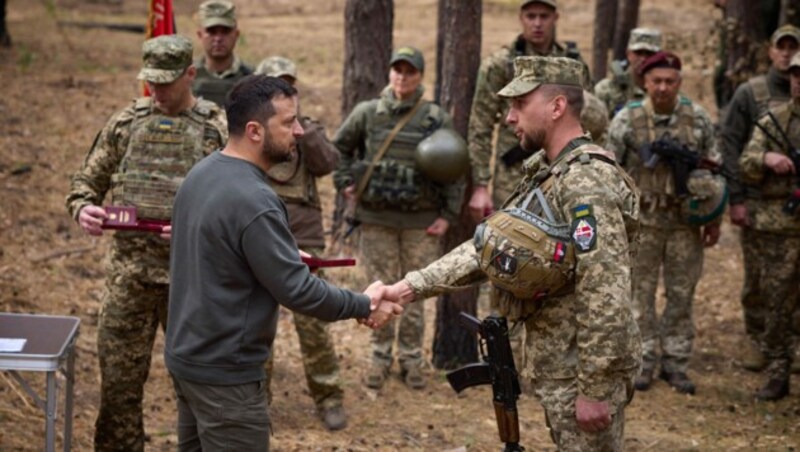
[137,35,193,84]
[628,28,662,53]
[255,56,298,80]
[498,56,584,98]
[198,0,237,29]
[390,46,425,72]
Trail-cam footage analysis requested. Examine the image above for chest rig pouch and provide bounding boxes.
[111,98,207,220]
[358,103,442,211]
[474,185,577,300]
[267,149,309,203]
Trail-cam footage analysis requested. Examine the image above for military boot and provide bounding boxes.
[318,404,348,431]
[740,339,766,372]
[659,370,696,395]
[634,367,654,391]
[363,363,389,389]
[755,378,789,401]
[401,366,427,390]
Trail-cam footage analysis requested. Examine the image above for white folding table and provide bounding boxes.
[0,313,80,452]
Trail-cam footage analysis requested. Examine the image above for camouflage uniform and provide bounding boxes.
[719,25,800,356]
[191,1,253,106]
[65,36,227,452]
[593,28,662,119]
[606,95,719,375]
[333,81,462,374]
[739,100,800,384]
[406,57,641,450]
[469,35,591,206]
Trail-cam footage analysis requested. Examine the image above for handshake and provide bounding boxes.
[358,280,417,329]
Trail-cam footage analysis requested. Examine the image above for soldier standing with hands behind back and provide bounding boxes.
[254,56,350,430]
[65,35,227,451]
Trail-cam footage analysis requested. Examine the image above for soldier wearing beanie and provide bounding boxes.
[606,51,722,395]
[65,35,227,451]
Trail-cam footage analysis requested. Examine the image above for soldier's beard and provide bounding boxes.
[262,136,294,165]
[521,128,546,153]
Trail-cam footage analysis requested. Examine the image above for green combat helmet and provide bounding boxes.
[682,169,728,225]
[414,129,469,183]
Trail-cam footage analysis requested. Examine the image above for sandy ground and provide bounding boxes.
[0,0,798,450]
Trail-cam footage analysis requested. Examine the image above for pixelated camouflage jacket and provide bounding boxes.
[332,85,463,229]
[66,97,227,283]
[406,139,642,402]
[605,96,719,227]
[468,36,590,205]
[739,101,800,234]
[593,62,646,119]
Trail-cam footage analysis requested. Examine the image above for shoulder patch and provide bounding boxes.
[572,204,593,219]
[571,215,597,253]
[679,95,692,106]
[627,100,643,109]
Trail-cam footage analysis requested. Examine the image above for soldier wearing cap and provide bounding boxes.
[467,0,593,223]
[193,0,253,106]
[594,28,662,119]
[65,35,226,451]
[333,47,463,391]
[606,51,721,395]
[738,52,800,401]
[254,56,349,430]
[383,56,641,450]
[720,24,800,373]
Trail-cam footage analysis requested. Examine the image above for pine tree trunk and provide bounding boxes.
[780,0,800,27]
[340,0,393,118]
[332,0,394,254]
[431,0,482,370]
[592,0,618,82]
[724,0,762,92]
[611,0,640,61]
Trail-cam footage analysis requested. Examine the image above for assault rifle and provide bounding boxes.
[639,135,734,196]
[751,112,800,215]
[446,313,524,452]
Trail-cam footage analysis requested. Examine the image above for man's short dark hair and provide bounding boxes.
[225,75,298,137]
[538,84,584,118]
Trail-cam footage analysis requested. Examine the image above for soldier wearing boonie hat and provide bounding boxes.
[607,49,721,397]
[193,0,253,106]
[390,55,641,451]
[66,33,227,452]
[720,24,800,377]
[253,55,350,431]
[594,27,662,118]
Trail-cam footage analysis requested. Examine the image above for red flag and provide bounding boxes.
[143,0,177,95]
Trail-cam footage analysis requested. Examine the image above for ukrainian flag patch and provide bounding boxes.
[572,204,592,219]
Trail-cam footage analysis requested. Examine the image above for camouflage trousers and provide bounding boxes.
[740,227,800,347]
[265,247,343,409]
[751,232,800,380]
[360,224,441,370]
[95,268,168,452]
[632,225,703,373]
[535,376,634,451]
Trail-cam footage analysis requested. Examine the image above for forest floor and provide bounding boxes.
[0,0,798,450]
